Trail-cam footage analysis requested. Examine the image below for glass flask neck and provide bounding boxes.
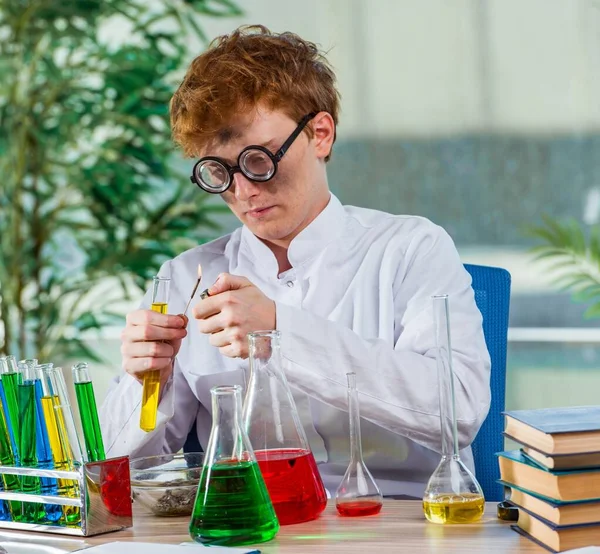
[248,330,282,366]
[347,373,363,464]
[212,385,244,426]
[433,295,459,459]
[244,330,310,452]
[208,385,249,463]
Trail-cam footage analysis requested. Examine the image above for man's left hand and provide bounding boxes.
[192,273,276,358]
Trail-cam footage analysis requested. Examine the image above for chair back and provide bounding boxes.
[464,263,511,502]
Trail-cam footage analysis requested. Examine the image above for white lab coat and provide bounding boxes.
[100,193,491,497]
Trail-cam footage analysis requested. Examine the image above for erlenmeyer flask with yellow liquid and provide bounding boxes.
[422,295,485,524]
[140,276,170,432]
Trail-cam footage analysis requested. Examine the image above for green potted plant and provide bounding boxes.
[0,1,241,361]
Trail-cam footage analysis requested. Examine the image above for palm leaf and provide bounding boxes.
[584,302,600,319]
[529,216,600,319]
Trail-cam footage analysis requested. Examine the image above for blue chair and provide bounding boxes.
[183,419,203,454]
[464,263,511,502]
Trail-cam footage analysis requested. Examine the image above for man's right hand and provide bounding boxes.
[121,309,188,386]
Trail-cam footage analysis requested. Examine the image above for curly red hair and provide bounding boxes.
[170,25,340,160]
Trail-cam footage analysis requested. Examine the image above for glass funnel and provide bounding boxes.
[335,372,383,517]
[242,330,327,525]
[189,385,279,546]
[422,295,485,524]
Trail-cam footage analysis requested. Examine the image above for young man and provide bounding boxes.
[101,25,491,498]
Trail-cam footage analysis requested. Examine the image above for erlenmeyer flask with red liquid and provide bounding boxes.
[242,330,327,525]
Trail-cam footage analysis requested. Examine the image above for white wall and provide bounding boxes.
[189,0,600,136]
[487,0,600,133]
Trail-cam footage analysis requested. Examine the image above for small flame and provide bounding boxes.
[183,264,203,315]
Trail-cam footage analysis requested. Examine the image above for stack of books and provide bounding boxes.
[497,406,600,553]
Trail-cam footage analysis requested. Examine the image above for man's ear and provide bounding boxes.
[312,111,335,160]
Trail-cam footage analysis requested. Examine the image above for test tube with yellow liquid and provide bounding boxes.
[40,366,82,524]
[140,276,170,432]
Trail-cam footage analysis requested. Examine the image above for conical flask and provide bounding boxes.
[190,385,279,546]
[335,372,383,517]
[423,295,485,524]
[242,330,327,525]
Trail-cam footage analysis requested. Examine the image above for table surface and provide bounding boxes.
[75,500,544,553]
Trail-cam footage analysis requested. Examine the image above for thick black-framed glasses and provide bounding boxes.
[190,112,317,194]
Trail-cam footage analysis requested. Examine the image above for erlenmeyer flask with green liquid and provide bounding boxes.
[189,385,279,546]
[422,295,485,524]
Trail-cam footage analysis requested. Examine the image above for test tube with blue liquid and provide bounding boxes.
[24,361,62,523]
[0,484,9,521]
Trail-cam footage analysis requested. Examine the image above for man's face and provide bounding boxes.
[205,108,330,245]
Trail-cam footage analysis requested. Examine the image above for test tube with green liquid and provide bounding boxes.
[40,367,81,524]
[0,393,21,518]
[72,362,105,462]
[0,395,12,521]
[0,356,21,464]
[16,363,45,523]
[0,377,18,468]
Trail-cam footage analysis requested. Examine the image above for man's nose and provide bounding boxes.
[232,172,261,201]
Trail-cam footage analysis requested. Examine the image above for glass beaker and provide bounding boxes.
[189,385,279,546]
[242,330,327,525]
[422,295,485,524]
[335,372,383,516]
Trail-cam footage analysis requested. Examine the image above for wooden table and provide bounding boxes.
[79,500,543,553]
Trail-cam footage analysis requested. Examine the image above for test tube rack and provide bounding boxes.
[0,455,132,536]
